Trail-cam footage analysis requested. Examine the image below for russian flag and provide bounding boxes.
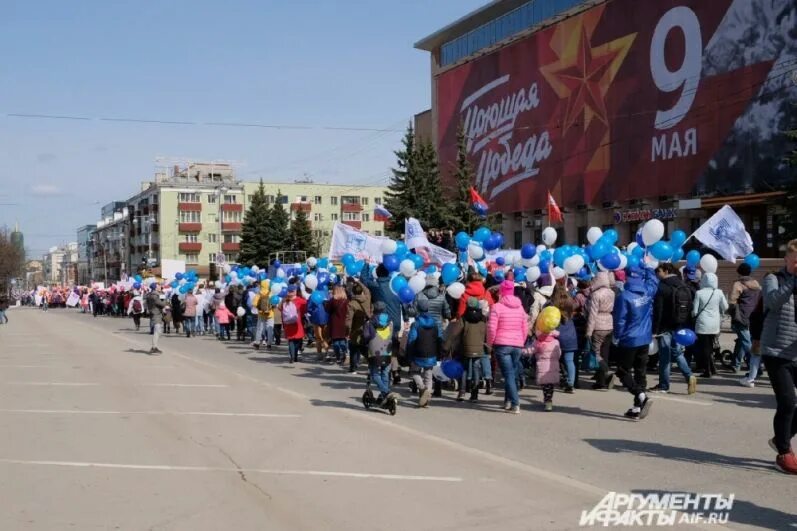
[374,204,392,222]
[469,187,488,217]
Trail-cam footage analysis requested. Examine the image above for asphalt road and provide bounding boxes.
[0,307,795,530]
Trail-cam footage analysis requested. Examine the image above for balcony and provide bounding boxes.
[221,203,243,213]
[178,202,202,212]
[290,202,312,213]
[178,222,202,233]
[221,222,242,232]
[222,242,240,252]
[341,202,363,213]
[179,242,203,253]
[342,220,362,230]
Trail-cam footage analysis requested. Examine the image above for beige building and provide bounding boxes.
[118,163,387,278]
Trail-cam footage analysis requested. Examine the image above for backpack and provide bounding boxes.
[671,282,693,326]
[132,299,143,314]
[257,295,271,313]
[282,301,299,324]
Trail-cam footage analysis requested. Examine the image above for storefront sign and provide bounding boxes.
[613,208,677,224]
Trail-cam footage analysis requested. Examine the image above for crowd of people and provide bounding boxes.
[9,239,797,475]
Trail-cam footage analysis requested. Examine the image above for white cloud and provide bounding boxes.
[30,184,63,197]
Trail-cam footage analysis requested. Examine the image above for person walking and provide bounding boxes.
[651,263,697,394]
[487,280,529,414]
[127,290,145,331]
[326,285,350,366]
[759,239,797,474]
[252,280,275,349]
[406,298,443,408]
[280,286,307,363]
[585,271,616,390]
[0,295,9,324]
[345,280,371,374]
[729,263,762,377]
[214,302,236,341]
[365,264,407,384]
[531,328,562,411]
[307,289,331,361]
[183,290,198,338]
[145,286,166,355]
[445,296,488,402]
[693,272,729,378]
[170,292,184,335]
[613,266,659,420]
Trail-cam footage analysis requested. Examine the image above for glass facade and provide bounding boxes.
[440,0,585,67]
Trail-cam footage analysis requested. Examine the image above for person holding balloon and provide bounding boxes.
[280,285,307,363]
[528,306,562,411]
[487,280,530,414]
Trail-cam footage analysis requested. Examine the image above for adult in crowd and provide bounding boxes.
[183,289,198,338]
[345,280,371,374]
[487,280,529,414]
[651,263,697,395]
[760,239,797,474]
[0,294,9,324]
[127,290,145,331]
[145,284,167,355]
[693,272,729,378]
[585,271,615,391]
[729,263,762,376]
[365,264,406,384]
[253,280,275,349]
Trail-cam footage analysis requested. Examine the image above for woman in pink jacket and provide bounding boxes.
[487,281,529,414]
[183,292,198,338]
[214,302,236,341]
[585,271,616,390]
[532,330,562,411]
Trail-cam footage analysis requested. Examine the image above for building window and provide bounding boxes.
[298,195,308,203]
[184,253,199,264]
[207,233,217,243]
[313,230,323,238]
[207,194,216,204]
[362,213,370,222]
[247,195,254,203]
[278,195,289,204]
[314,213,323,222]
[343,212,361,221]
[209,253,215,263]
[223,194,238,204]
[374,197,382,205]
[331,213,339,221]
[222,211,242,222]
[314,196,322,205]
[375,230,382,237]
[224,253,237,263]
[361,197,369,206]
[179,192,200,203]
[185,234,198,243]
[179,211,201,223]
[330,196,338,206]
[341,196,360,205]
[265,195,275,204]
[223,234,240,243]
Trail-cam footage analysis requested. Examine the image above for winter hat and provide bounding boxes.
[416,298,430,313]
[373,301,387,313]
[287,285,298,292]
[737,263,752,276]
[467,296,480,309]
[426,273,440,287]
[684,266,698,281]
[613,270,626,283]
[499,280,515,297]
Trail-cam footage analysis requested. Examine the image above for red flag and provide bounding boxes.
[548,192,563,224]
[469,187,489,217]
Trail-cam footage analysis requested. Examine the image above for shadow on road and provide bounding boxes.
[696,391,774,410]
[584,439,774,473]
[124,348,153,356]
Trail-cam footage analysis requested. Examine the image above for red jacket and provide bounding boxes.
[325,298,349,340]
[457,281,494,317]
[282,296,308,340]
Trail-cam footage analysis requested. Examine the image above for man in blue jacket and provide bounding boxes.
[613,265,659,420]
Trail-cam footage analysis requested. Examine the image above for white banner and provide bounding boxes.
[403,218,457,265]
[66,292,80,307]
[692,205,754,263]
[328,223,387,264]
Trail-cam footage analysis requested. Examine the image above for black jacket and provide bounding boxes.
[653,275,689,334]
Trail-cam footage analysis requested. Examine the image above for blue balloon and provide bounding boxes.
[425,265,438,274]
[441,263,460,286]
[316,272,330,286]
[477,264,487,277]
[279,287,288,298]
[632,245,646,258]
[539,259,551,275]
[686,249,700,267]
[602,228,619,245]
[483,234,500,251]
[627,254,641,268]
[134,274,142,282]
[224,275,231,284]
[410,253,424,269]
[273,260,282,269]
[494,232,505,249]
[671,248,684,263]
[269,295,280,305]
[496,256,506,266]
[521,243,536,260]
[455,232,470,252]
[744,253,760,270]
[539,249,552,263]
[671,230,687,248]
[600,252,622,270]
[650,241,674,261]
[473,226,491,243]
[329,265,338,274]
[588,241,610,261]
[175,272,184,281]
[179,285,189,294]
[441,359,464,379]
[513,266,526,280]
[398,286,415,305]
[341,253,355,266]
[317,258,329,270]
[635,229,646,249]
[133,282,141,289]
[674,328,697,347]
[310,290,326,305]
[494,270,505,282]
[395,241,408,258]
[553,247,569,268]
[391,274,408,294]
[345,260,361,276]
[383,254,400,273]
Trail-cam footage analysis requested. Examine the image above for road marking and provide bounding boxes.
[2,382,101,386]
[0,409,300,418]
[143,383,228,388]
[654,395,712,406]
[0,365,64,368]
[0,459,463,482]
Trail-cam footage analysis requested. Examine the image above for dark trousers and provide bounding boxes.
[696,334,717,375]
[615,345,649,399]
[763,356,797,454]
[219,323,231,340]
[592,331,612,386]
[273,324,283,345]
[132,314,141,329]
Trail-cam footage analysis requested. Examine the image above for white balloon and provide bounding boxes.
[542,227,558,247]
[275,268,286,278]
[641,219,665,246]
[627,242,638,255]
[525,266,541,284]
[596,262,608,272]
[381,239,397,255]
[408,274,426,294]
[586,227,603,245]
[536,244,547,255]
[304,274,319,291]
[644,255,660,269]
[251,265,260,274]
[468,242,485,261]
[563,255,585,275]
[222,264,232,274]
[618,254,628,270]
[700,254,718,274]
[552,266,566,279]
[229,270,238,278]
[307,257,317,268]
[446,282,466,299]
[399,259,416,278]
[236,307,246,318]
[504,251,521,266]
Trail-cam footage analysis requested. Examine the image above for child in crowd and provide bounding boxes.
[445,296,488,402]
[280,286,307,363]
[363,302,394,406]
[532,328,562,411]
[214,302,236,341]
[406,298,443,408]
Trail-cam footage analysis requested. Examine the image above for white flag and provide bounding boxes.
[66,292,80,307]
[692,205,754,263]
[328,222,387,264]
[403,217,456,265]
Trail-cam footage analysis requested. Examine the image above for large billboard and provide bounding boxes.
[436,0,797,212]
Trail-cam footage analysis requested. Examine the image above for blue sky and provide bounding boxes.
[0,0,484,256]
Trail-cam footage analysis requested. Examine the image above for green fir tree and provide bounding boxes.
[238,180,272,266]
[290,208,314,255]
[383,123,419,237]
[449,123,480,234]
[267,190,291,257]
